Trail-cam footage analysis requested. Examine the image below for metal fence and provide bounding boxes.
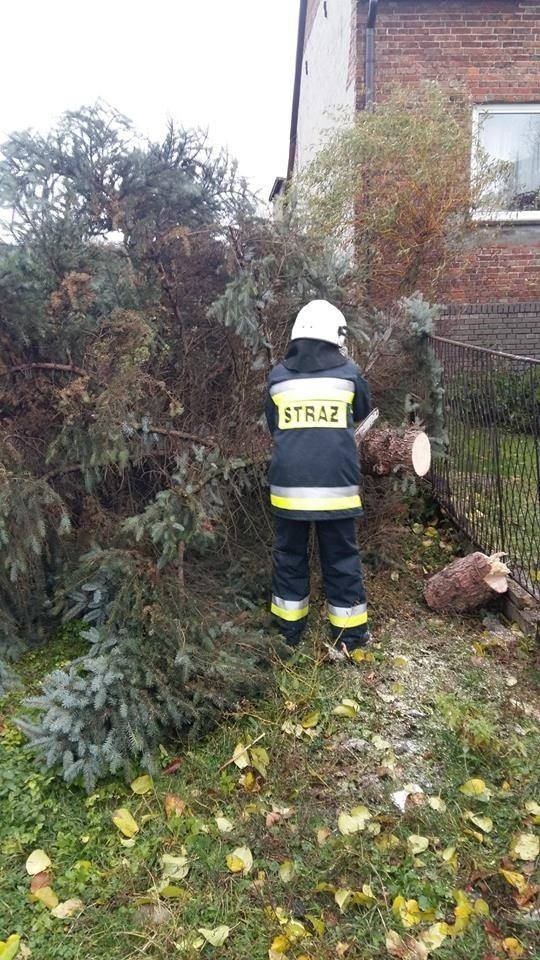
[428,335,540,600]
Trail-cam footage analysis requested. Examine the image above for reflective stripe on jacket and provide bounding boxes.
[266,355,371,521]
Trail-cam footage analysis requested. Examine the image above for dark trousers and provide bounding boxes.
[271,517,368,649]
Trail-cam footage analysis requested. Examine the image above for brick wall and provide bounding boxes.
[366,0,540,105]
[439,302,540,357]
[355,0,540,355]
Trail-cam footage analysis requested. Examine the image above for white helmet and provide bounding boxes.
[290,299,347,347]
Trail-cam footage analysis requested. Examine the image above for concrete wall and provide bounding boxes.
[295,0,357,171]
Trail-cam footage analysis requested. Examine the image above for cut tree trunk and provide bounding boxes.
[359,428,431,477]
[424,551,510,613]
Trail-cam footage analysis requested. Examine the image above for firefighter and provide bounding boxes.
[265,299,371,654]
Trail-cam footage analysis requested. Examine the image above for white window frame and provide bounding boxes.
[471,103,540,223]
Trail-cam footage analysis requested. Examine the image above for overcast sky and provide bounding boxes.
[0,0,299,202]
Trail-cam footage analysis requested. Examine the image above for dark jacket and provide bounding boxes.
[265,339,371,520]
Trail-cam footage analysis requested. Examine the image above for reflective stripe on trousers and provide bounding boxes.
[271,517,368,644]
[271,595,309,622]
[327,602,368,629]
[270,485,361,512]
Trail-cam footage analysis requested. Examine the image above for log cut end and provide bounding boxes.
[359,427,432,478]
[424,551,510,613]
[411,431,431,477]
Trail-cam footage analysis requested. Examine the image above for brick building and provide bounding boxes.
[278,0,540,357]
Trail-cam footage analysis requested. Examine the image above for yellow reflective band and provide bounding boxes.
[271,602,309,622]
[274,398,350,430]
[328,603,368,629]
[271,493,362,512]
[328,609,369,628]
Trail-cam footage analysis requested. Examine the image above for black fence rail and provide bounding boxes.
[427,335,540,601]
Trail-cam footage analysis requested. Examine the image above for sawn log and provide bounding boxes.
[424,551,510,613]
[358,427,431,477]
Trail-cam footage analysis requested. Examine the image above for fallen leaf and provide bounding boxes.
[392,896,422,928]
[284,920,307,941]
[215,815,234,833]
[499,869,528,894]
[459,778,491,801]
[449,889,473,934]
[372,734,391,750]
[393,895,436,929]
[51,898,84,919]
[375,832,401,852]
[316,826,331,846]
[112,808,139,838]
[465,811,493,833]
[160,853,190,881]
[386,929,428,959]
[239,770,257,792]
[428,796,446,812]
[300,710,320,729]
[407,835,429,855]
[350,648,374,662]
[250,746,270,777]
[198,925,230,947]
[440,845,458,870]
[524,799,540,824]
[0,936,21,960]
[157,883,187,899]
[32,886,59,909]
[391,783,424,812]
[352,883,377,906]
[335,888,352,912]
[130,774,153,795]
[338,805,372,835]
[306,914,325,935]
[232,741,250,769]
[420,922,449,950]
[30,870,53,892]
[510,832,539,861]
[269,934,290,956]
[164,793,186,819]
[25,849,52,876]
[393,654,410,670]
[271,803,294,819]
[473,898,490,917]
[333,698,360,717]
[226,845,253,874]
[163,757,182,775]
[279,859,295,882]
[502,937,524,958]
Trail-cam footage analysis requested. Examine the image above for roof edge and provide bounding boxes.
[287,0,308,180]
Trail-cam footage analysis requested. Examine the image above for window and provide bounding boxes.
[472,104,540,222]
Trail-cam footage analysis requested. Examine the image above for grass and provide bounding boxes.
[1,524,539,960]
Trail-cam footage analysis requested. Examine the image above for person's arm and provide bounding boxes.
[265,393,277,435]
[352,371,371,425]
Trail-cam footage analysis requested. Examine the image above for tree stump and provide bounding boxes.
[359,427,431,477]
[424,552,510,613]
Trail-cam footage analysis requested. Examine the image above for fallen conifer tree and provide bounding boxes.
[0,102,454,787]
